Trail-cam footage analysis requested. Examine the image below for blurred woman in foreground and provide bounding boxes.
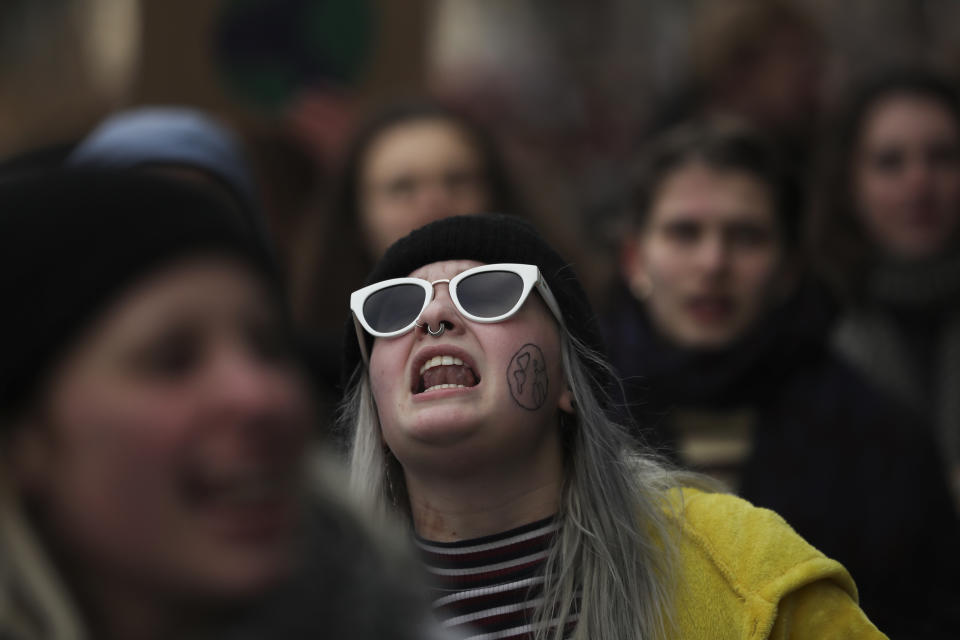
[0,170,444,640]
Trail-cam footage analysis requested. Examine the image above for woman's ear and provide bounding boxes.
[620,232,653,300]
[558,385,575,415]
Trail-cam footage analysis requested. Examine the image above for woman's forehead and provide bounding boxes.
[407,259,485,280]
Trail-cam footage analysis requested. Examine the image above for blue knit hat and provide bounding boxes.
[68,107,268,239]
[70,107,255,197]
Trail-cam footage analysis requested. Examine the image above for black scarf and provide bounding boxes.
[603,278,835,430]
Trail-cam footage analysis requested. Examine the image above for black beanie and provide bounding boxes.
[0,169,280,420]
[343,214,609,390]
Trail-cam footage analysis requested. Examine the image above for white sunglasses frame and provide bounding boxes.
[350,263,565,364]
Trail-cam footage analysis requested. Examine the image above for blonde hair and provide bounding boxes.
[342,330,697,640]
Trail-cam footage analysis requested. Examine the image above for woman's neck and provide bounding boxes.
[65,559,200,640]
[87,589,177,640]
[41,527,212,640]
[404,444,563,542]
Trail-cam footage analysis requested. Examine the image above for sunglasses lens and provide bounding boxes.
[457,270,525,318]
[363,283,426,334]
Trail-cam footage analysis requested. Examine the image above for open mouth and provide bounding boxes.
[414,355,481,394]
[686,295,735,323]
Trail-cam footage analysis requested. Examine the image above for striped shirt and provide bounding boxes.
[415,517,578,640]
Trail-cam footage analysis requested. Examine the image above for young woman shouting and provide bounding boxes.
[341,214,886,639]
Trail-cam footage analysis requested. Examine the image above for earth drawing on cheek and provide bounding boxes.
[507,343,549,410]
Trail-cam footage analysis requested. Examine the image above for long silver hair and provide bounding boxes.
[342,327,697,640]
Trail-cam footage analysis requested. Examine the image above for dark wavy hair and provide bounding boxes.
[810,68,960,298]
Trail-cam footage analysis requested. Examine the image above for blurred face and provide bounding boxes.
[11,258,311,601]
[624,163,785,349]
[360,119,492,258]
[367,260,572,478]
[854,93,960,260]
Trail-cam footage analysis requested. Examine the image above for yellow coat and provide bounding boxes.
[669,489,887,639]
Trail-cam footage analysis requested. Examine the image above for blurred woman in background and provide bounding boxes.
[606,119,960,637]
[813,69,960,513]
[338,100,523,261]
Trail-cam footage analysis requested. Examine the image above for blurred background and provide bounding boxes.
[10,0,960,295]
[9,0,960,418]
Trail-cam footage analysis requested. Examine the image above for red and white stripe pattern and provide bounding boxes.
[416,517,578,639]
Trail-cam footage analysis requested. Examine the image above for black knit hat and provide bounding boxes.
[0,169,280,420]
[343,214,609,389]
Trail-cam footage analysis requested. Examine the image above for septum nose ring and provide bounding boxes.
[415,320,448,337]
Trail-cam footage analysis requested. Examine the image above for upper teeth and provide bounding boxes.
[419,355,464,375]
